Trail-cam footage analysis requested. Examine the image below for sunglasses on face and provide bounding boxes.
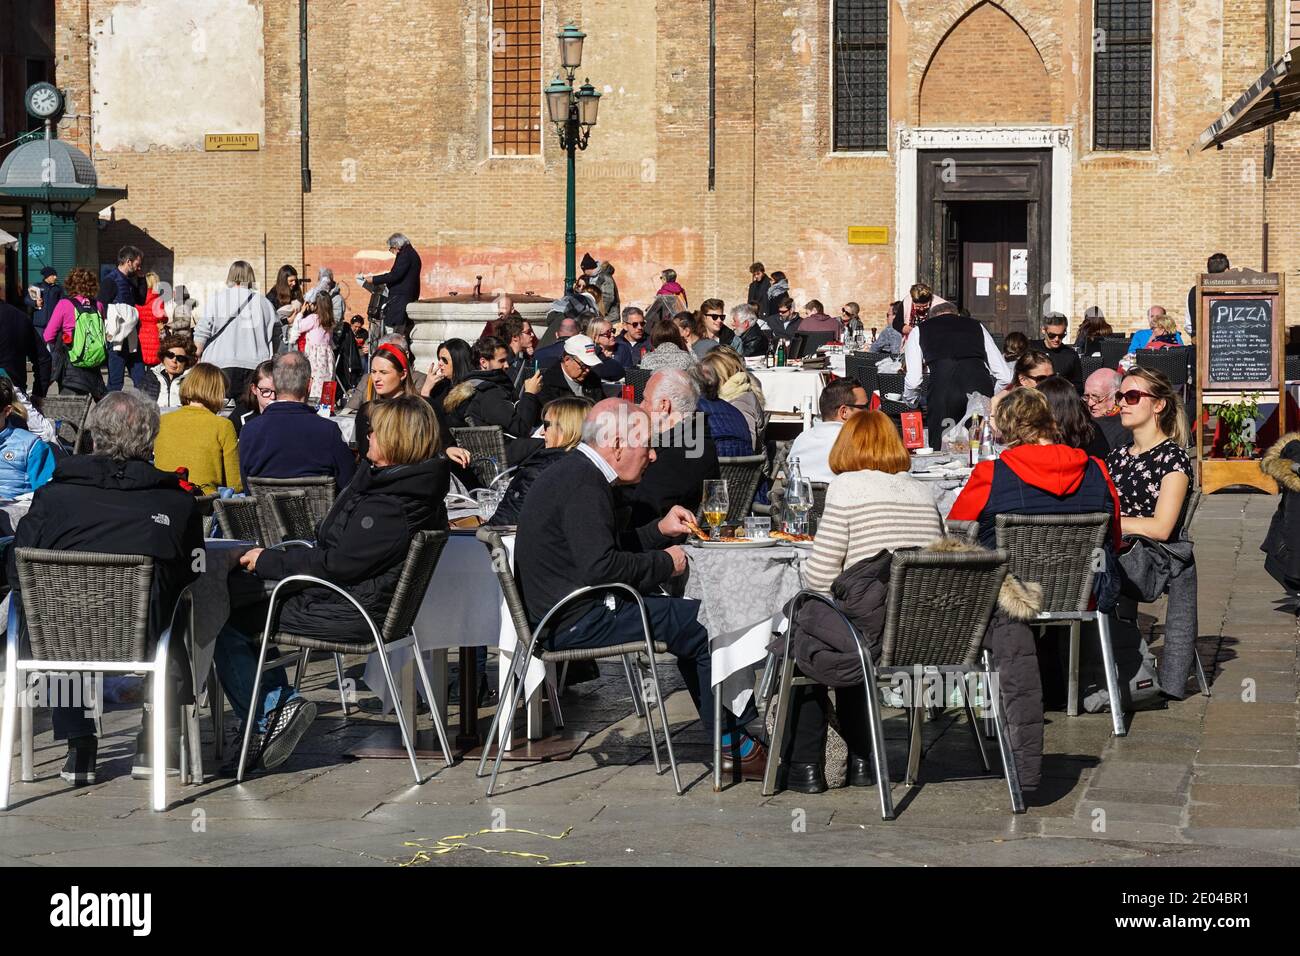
[1024,372,1054,383]
[778,308,791,316]
[541,420,553,430]
[705,313,724,320]
[1119,389,1156,405]
[1043,331,1065,340]
[164,351,188,361]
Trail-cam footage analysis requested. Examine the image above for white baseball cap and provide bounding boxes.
[564,334,603,368]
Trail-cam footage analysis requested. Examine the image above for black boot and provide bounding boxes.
[778,762,828,794]
[847,753,873,788]
[61,735,98,785]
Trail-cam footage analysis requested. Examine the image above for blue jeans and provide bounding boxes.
[107,347,144,391]
[554,595,757,732]
[213,622,296,734]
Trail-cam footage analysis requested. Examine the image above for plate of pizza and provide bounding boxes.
[770,531,815,548]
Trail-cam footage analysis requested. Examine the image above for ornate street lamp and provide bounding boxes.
[546,24,601,292]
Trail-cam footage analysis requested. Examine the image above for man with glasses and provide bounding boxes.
[1084,366,1131,451]
[785,379,872,483]
[1031,312,1083,391]
[617,306,651,364]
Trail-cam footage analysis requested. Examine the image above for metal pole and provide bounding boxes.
[565,105,577,294]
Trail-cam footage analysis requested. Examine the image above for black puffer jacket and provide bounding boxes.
[1261,431,1300,591]
[443,369,542,439]
[254,455,450,638]
[773,538,1046,789]
[486,445,566,527]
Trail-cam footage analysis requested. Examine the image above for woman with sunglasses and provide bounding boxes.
[1105,367,1197,698]
[991,349,1054,416]
[139,333,196,410]
[690,299,728,359]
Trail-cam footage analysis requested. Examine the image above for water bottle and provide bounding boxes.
[978,417,995,461]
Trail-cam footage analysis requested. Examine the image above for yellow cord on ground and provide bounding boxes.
[397,826,586,866]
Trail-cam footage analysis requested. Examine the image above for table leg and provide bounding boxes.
[456,645,479,749]
[400,655,417,747]
[429,649,448,728]
[713,689,722,792]
[497,650,513,752]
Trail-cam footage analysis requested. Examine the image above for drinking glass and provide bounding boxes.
[701,479,729,541]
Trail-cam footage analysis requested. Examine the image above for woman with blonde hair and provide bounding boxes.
[700,347,766,449]
[1141,313,1184,350]
[153,363,242,493]
[486,396,592,526]
[216,394,451,773]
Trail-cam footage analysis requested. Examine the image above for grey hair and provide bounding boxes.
[494,293,514,308]
[88,391,160,461]
[646,368,699,416]
[377,332,409,349]
[318,267,334,282]
[728,302,756,328]
[272,350,312,400]
[580,400,649,448]
[621,305,645,322]
[387,233,409,250]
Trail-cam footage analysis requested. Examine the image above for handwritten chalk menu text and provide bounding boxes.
[1207,297,1274,387]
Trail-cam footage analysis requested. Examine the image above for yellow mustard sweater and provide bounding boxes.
[154,404,242,494]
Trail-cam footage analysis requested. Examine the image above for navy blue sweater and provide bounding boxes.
[237,400,356,490]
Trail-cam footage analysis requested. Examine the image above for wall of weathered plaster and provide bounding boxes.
[89,0,266,152]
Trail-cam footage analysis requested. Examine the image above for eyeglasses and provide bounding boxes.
[626,321,645,328]
[778,308,791,316]
[256,386,277,399]
[164,351,188,361]
[1119,389,1156,405]
[1084,393,1114,405]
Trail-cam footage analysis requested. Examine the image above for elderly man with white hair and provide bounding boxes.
[1083,366,1131,451]
[623,368,720,529]
[514,398,767,779]
[356,232,422,336]
[727,302,769,358]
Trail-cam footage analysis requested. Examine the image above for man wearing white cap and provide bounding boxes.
[538,333,606,405]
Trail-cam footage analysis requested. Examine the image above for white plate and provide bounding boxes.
[912,447,936,456]
[688,537,780,549]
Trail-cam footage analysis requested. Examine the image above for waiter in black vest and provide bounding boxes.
[903,302,1011,445]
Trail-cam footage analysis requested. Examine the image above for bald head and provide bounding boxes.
[582,398,655,484]
[1084,367,1123,418]
[642,369,699,432]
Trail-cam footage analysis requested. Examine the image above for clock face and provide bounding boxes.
[26,83,62,119]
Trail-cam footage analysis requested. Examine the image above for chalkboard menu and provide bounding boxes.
[1205,296,1276,388]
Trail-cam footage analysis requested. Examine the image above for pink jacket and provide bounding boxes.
[293,313,331,348]
[44,295,91,344]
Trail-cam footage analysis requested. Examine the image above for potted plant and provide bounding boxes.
[1214,394,1261,459]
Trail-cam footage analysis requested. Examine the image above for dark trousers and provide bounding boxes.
[107,346,144,391]
[554,595,757,731]
[783,682,874,765]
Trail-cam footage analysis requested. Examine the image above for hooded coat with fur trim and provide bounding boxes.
[774,537,1047,789]
[1261,432,1300,590]
[443,369,542,440]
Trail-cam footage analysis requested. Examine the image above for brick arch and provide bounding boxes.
[916,1,1060,127]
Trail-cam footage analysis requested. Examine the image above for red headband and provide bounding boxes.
[375,343,410,373]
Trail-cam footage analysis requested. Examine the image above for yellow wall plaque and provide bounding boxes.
[848,226,889,245]
[204,133,260,152]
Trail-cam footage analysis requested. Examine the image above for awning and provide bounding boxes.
[1192,50,1300,153]
[0,229,17,249]
[0,185,128,215]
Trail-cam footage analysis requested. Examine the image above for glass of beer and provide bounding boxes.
[701,480,729,541]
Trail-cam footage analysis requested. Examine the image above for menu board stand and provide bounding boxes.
[1195,269,1284,495]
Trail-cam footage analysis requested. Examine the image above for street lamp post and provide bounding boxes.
[545,24,601,293]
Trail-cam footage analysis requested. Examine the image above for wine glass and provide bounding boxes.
[701,480,729,541]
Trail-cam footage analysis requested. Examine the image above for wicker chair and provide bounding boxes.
[844,353,879,396]
[876,371,906,398]
[1098,338,1130,368]
[1080,355,1106,384]
[235,529,453,784]
[474,528,679,796]
[1,550,198,812]
[764,548,1023,813]
[809,481,829,536]
[717,454,766,523]
[994,513,1127,736]
[213,497,267,545]
[1286,354,1300,383]
[246,476,335,526]
[41,393,93,454]
[1136,346,1192,404]
[266,490,318,544]
[624,366,654,404]
[450,426,509,487]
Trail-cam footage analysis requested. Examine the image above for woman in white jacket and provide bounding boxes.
[138,333,195,410]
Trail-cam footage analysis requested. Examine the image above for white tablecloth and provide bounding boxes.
[331,415,356,446]
[752,368,826,414]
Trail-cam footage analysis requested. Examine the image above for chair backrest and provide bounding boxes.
[1286,354,1300,383]
[41,394,92,453]
[475,527,533,646]
[1098,338,1129,367]
[809,481,829,522]
[625,366,653,404]
[994,513,1110,615]
[194,491,220,517]
[717,454,767,522]
[379,529,450,643]
[245,475,336,525]
[1080,354,1105,382]
[15,548,154,663]
[450,426,508,486]
[1135,346,1190,387]
[988,331,1005,351]
[877,371,905,397]
[1178,487,1201,542]
[266,490,316,544]
[213,497,266,545]
[878,547,1008,668]
[844,353,879,395]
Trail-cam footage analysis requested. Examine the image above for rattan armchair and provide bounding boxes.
[474,528,678,796]
[717,455,766,523]
[246,476,335,527]
[1097,338,1129,368]
[450,426,509,487]
[212,497,267,545]
[624,367,653,403]
[41,393,92,454]
[235,530,452,784]
[844,353,879,396]
[266,490,318,545]
[1,550,198,812]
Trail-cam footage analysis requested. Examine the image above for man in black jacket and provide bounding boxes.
[727,303,769,358]
[747,262,771,318]
[537,333,606,405]
[0,300,51,398]
[360,232,421,336]
[1031,312,1084,391]
[515,398,766,778]
[444,336,544,444]
[623,369,720,529]
[7,392,202,784]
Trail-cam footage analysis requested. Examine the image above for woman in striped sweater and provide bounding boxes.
[804,411,944,592]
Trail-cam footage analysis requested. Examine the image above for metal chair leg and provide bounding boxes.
[757,652,777,711]
[1194,647,1211,697]
[641,638,682,795]
[185,702,204,785]
[19,673,33,783]
[1096,612,1128,737]
[410,641,453,768]
[236,632,272,782]
[905,706,923,786]
[1066,621,1081,716]
[621,654,644,717]
[983,650,1025,814]
[0,661,17,809]
[292,648,310,692]
[371,640,423,785]
[211,666,225,760]
[480,631,540,795]
[760,653,797,796]
[545,661,565,728]
[635,656,664,776]
[334,654,350,716]
[713,690,723,792]
[960,672,991,773]
[151,663,167,812]
[862,675,895,820]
